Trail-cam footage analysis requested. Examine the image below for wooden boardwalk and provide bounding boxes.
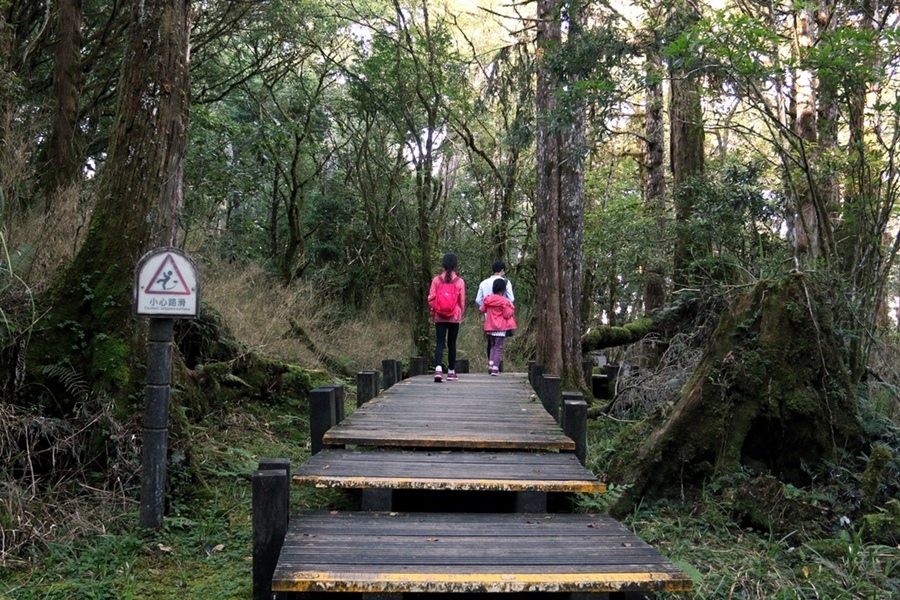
[322,374,574,451]
[256,370,693,598]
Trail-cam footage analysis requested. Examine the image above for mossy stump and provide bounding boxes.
[611,273,862,515]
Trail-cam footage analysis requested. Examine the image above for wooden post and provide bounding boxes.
[515,491,548,513]
[357,371,379,407]
[541,375,561,421]
[529,364,544,394]
[592,373,610,400]
[563,394,589,465]
[252,468,288,600]
[409,356,427,376]
[257,458,291,522]
[527,361,536,384]
[324,384,345,423]
[362,488,393,511]
[605,363,621,395]
[382,359,398,390]
[455,358,469,373]
[309,386,336,455]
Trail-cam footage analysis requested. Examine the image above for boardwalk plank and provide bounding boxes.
[323,374,574,451]
[294,449,606,493]
[272,512,693,594]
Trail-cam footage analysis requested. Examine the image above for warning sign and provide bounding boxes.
[134,248,200,318]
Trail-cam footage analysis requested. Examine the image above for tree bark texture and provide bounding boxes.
[535,0,564,379]
[668,2,705,289]
[643,39,667,314]
[43,0,192,395]
[790,7,823,263]
[43,0,85,208]
[535,0,586,391]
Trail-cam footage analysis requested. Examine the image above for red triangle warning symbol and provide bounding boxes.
[145,254,192,295]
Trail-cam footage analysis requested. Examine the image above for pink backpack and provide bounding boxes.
[433,278,459,319]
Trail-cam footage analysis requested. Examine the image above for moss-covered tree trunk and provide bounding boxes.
[611,274,862,515]
[33,0,191,407]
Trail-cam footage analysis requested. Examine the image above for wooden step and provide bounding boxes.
[271,511,693,595]
[295,448,606,493]
[294,449,606,511]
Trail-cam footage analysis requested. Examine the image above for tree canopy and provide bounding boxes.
[1,0,899,518]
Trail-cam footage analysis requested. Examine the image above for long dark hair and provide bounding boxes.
[441,253,458,282]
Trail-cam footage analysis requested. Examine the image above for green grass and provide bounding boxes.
[2,393,898,599]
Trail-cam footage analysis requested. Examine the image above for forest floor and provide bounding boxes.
[1,384,897,600]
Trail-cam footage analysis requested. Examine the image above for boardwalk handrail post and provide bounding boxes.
[258,458,291,520]
[540,375,561,421]
[382,359,400,389]
[324,384,345,424]
[455,358,469,373]
[252,468,288,600]
[563,393,588,465]
[357,371,379,407]
[529,363,543,392]
[309,386,336,455]
[409,356,427,376]
[592,372,611,400]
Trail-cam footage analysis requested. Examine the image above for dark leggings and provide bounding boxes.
[434,322,460,371]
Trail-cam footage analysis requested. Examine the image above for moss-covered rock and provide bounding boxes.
[582,317,656,351]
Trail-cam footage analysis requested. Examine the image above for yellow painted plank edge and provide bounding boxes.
[272,571,694,593]
[292,475,606,493]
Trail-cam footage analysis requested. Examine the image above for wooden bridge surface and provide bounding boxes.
[322,373,575,451]
[267,372,693,597]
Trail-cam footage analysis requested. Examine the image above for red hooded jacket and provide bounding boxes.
[479,294,517,332]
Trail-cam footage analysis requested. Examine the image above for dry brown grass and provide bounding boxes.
[0,399,138,566]
[202,261,415,373]
[201,261,537,375]
[3,186,91,293]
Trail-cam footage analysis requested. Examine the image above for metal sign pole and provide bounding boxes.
[140,317,174,528]
[134,247,200,530]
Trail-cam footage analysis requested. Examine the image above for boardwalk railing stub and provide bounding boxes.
[252,466,289,600]
[382,358,401,389]
[356,370,379,407]
[309,386,336,455]
[562,393,588,465]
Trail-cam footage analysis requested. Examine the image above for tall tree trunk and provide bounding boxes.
[668,1,705,289]
[42,0,84,210]
[790,7,822,263]
[535,0,564,378]
[643,31,667,314]
[42,0,192,399]
[535,0,586,391]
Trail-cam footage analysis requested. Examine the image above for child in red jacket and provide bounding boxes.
[479,278,517,375]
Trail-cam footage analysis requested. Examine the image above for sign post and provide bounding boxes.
[134,247,200,529]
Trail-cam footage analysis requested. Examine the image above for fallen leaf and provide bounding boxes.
[157,543,173,553]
